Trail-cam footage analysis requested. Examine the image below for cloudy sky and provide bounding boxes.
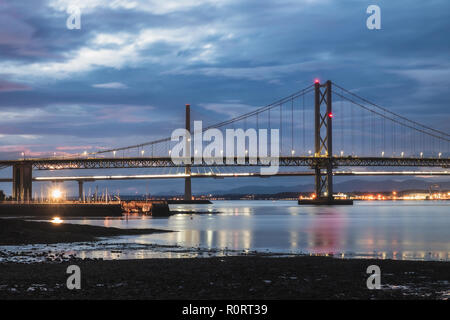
[0,0,449,195]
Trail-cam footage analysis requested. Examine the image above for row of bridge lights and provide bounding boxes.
[295,150,443,158]
[341,151,444,158]
[19,149,445,160]
[380,151,443,158]
[118,149,444,158]
[74,149,444,159]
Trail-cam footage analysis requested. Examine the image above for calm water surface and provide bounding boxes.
[66,200,450,261]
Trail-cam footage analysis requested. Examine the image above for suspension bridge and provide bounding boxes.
[1,80,449,204]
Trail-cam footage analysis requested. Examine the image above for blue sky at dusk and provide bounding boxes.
[0,0,449,195]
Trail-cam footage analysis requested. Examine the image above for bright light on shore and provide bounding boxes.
[51,217,63,224]
[51,189,63,200]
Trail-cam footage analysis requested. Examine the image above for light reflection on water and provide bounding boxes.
[64,200,450,261]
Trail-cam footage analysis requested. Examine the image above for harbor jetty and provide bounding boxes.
[0,198,212,217]
[0,203,123,217]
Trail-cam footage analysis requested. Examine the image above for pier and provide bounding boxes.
[0,202,123,217]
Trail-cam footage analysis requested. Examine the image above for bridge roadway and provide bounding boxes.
[0,171,449,183]
[1,156,448,201]
[0,156,449,170]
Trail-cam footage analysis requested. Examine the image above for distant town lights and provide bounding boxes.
[420,152,423,158]
[438,152,442,158]
[381,151,385,157]
[291,150,295,155]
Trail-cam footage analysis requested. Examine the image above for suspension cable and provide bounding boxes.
[88,85,314,156]
[334,92,450,142]
[333,82,450,138]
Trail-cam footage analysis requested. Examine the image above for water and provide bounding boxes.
[1,200,449,262]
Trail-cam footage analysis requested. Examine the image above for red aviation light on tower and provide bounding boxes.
[328,112,333,118]
[314,78,320,84]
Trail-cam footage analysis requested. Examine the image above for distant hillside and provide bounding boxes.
[205,179,450,195]
[148,179,450,197]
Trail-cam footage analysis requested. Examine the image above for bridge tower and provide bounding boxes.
[184,104,192,201]
[314,80,333,201]
[298,80,352,205]
[12,163,32,202]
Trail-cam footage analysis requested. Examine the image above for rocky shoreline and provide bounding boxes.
[0,256,448,299]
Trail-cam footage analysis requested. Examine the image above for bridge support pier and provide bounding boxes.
[78,180,84,202]
[12,163,33,202]
[184,176,192,201]
[184,103,192,201]
[299,80,352,205]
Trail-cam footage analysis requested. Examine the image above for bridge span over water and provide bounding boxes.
[1,80,448,203]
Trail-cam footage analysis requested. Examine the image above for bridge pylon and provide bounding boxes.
[299,80,352,205]
[314,80,333,200]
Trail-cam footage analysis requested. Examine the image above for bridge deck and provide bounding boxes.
[0,156,448,170]
[0,170,448,183]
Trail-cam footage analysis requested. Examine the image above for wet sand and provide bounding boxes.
[0,219,172,245]
[0,256,448,299]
